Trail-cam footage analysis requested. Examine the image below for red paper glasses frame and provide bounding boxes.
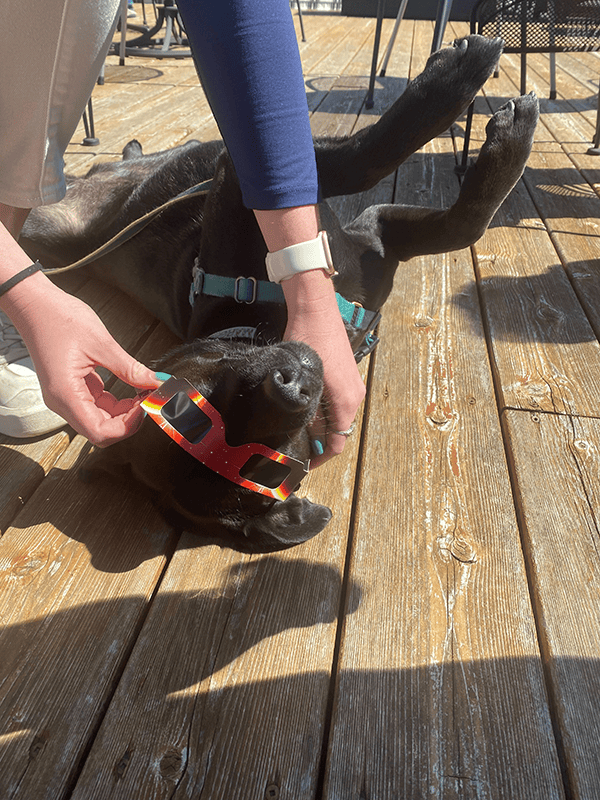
[141,376,308,500]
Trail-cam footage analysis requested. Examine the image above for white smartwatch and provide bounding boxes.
[265,231,336,284]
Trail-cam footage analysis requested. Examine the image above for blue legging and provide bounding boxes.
[176,0,319,211]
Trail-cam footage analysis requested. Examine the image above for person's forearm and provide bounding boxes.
[0,203,54,319]
[254,205,341,320]
[0,203,55,321]
[253,205,319,251]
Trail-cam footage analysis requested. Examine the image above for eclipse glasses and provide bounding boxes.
[141,376,309,500]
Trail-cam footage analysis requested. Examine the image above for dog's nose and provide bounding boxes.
[263,365,311,410]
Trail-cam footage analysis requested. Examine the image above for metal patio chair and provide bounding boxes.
[459,0,600,169]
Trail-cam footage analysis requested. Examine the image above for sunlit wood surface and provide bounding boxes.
[1,10,600,799]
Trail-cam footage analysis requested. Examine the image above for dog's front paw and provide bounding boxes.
[479,92,539,173]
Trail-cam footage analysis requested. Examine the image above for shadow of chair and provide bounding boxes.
[458,0,600,171]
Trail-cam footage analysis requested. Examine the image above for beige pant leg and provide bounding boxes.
[0,0,120,208]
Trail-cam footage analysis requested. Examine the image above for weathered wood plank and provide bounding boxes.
[297,12,357,74]
[482,54,600,353]
[0,433,71,535]
[462,63,600,417]
[0,434,178,800]
[302,15,376,76]
[81,80,211,157]
[503,409,600,800]
[323,135,564,800]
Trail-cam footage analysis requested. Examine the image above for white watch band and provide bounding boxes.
[265,231,336,284]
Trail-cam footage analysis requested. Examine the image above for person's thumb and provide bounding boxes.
[101,341,161,392]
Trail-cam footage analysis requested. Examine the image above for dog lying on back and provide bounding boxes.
[21,35,538,552]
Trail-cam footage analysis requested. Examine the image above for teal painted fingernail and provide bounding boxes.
[155,372,172,382]
[311,438,325,456]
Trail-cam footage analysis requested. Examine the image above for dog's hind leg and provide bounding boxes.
[316,35,504,198]
[346,93,539,268]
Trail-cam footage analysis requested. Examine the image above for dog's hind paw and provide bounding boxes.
[422,34,504,105]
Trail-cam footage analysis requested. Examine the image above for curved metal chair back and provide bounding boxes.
[459,0,600,171]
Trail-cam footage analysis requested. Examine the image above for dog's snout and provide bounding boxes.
[263,364,311,410]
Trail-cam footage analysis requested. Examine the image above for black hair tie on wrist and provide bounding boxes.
[0,261,43,298]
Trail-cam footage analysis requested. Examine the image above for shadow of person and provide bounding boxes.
[0,444,53,534]
[3,639,596,799]
[0,557,364,797]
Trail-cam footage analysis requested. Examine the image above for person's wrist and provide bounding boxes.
[280,267,340,316]
[0,270,66,340]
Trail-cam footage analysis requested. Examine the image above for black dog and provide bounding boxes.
[21,35,539,552]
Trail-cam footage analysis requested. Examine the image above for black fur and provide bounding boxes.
[21,36,539,551]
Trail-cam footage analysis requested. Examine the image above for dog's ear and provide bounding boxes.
[243,495,332,551]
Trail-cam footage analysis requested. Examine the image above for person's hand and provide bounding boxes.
[5,279,161,447]
[282,270,365,468]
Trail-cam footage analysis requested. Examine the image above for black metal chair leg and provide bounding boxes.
[296,0,306,42]
[588,79,600,155]
[455,97,475,175]
[431,0,454,54]
[82,98,99,146]
[366,0,385,109]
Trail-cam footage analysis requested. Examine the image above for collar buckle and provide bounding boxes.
[189,264,205,306]
[234,276,257,304]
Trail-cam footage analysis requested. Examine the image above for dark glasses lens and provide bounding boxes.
[239,453,292,489]
[162,393,212,444]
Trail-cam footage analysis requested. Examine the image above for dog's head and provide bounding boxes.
[83,337,332,552]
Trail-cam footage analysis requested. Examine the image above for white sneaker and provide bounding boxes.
[127,6,137,17]
[0,311,66,438]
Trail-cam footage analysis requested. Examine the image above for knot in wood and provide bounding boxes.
[535,297,565,328]
[160,748,184,779]
[574,439,590,452]
[113,748,134,780]
[449,537,477,564]
[28,734,47,760]
[414,315,434,330]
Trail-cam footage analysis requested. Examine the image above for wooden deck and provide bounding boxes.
[2,11,600,799]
